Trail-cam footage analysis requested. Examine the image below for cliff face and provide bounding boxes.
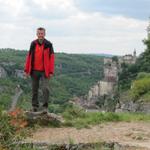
[115,90,150,114]
[73,51,150,113]
[116,101,150,113]
[14,69,24,78]
[0,66,7,78]
[73,57,119,111]
[0,64,24,79]
[87,81,115,100]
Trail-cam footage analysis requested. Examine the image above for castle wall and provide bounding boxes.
[87,81,114,100]
[104,65,118,82]
[99,81,114,96]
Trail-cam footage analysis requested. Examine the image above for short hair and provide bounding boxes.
[37,27,45,32]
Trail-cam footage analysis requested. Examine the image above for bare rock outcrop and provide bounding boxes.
[0,66,7,78]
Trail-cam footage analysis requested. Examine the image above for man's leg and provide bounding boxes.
[31,75,40,111]
[41,76,50,111]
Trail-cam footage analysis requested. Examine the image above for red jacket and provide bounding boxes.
[24,39,55,78]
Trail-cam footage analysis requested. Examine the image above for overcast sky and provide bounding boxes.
[0,0,149,55]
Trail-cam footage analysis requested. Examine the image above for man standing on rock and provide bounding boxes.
[24,27,55,113]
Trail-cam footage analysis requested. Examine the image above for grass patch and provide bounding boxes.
[0,108,33,150]
[63,112,121,128]
[117,112,150,122]
[62,106,150,128]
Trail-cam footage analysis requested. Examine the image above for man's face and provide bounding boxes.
[36,29,45,40]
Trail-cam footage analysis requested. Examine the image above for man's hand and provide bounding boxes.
[50,73,54,77]
[23,72,29,79]
[48,74,53,79]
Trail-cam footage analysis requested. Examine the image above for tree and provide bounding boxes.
[137,20,150,72]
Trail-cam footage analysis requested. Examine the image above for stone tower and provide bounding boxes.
[104,58,118,82]
[133,49,136,63]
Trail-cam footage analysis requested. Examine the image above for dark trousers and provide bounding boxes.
[31,70,49,109]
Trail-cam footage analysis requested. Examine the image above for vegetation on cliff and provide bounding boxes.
[118,22,150,103]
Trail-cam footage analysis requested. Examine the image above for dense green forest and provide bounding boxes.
[0,49,104,112]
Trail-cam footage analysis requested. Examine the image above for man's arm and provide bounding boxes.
[49,43,55,75]
[24,41,35,75]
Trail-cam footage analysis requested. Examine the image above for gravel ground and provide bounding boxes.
[27,122,150,149]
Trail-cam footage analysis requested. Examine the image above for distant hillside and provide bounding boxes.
[87,53,114,57]
[0,49,104,112]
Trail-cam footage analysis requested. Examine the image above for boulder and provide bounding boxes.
[0,66,7,78]
[25,111,64,125]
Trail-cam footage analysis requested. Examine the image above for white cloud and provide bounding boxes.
[0,0,24,17]
[32,0,74,10]
[0,0,148,55]
[74,0,150,20]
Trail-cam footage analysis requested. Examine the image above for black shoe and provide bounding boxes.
[42,107,48,114]
[30,107,38,112]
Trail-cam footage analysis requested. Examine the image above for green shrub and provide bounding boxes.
[0,108,16,149]
[0,108,32,150]
[130,77,150,100]
[136,72,150,79]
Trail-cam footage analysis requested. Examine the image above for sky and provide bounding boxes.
[0,0,150,55]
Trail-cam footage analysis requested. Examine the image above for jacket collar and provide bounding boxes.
[35,39,45,46]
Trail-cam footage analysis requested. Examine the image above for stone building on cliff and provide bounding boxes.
[73,50,137,110]
[87,50,136,99]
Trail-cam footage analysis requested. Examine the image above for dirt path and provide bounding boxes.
[9,86,23,112]
[27,122,150,149]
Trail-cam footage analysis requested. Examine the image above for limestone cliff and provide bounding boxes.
[73,51,138,112]
[0,66,7,78]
